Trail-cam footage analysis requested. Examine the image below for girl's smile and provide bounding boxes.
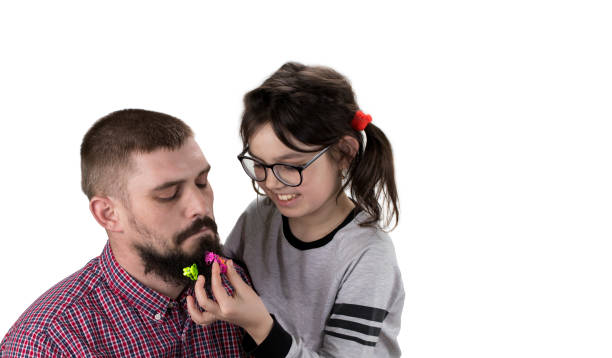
[272,192,301,207]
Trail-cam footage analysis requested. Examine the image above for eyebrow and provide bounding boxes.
[249,151,310,163]
[151,166,211,191]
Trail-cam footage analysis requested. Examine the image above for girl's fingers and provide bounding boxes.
[210,261,231,307]
[225,260,251,294]
[186,296,217,325]
[193,275,220,315]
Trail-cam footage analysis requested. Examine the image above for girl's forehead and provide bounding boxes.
[249,123,317,160]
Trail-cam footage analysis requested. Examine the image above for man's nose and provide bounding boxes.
[186,185,211,219]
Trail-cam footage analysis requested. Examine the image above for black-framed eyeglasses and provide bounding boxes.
[237,145,331,187]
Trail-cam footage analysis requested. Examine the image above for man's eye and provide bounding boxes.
[196,173,209,189]
[158,189,179,201]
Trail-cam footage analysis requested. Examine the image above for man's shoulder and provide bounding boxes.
[1,257,103,353]
[29,256,103,321]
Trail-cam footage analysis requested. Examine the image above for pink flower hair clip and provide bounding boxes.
[205,251,228,274]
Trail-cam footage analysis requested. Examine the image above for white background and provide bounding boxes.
[1,1,611,357]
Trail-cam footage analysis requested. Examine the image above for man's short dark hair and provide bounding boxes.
[80,109,193,199]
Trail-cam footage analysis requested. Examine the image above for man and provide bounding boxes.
[0,109,251,357]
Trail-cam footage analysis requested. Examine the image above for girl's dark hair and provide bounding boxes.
[240,62,399,230]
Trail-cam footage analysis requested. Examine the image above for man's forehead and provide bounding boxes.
[129,140,209,184]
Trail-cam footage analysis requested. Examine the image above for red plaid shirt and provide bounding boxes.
[1,242,251,357]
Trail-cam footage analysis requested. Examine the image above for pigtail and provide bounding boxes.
[348,123,399,230]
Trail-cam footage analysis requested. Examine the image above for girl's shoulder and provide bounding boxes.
[243,196,277,216]
[236,197,280,229]
[335,210,398,259]
[224,197,280,256]
[343,210,393,240]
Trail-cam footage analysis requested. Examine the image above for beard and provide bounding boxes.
[132,216,223,286]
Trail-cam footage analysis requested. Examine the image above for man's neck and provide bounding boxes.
[108,240,186,299]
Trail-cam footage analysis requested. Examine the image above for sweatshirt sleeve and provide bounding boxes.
[244,240,405,358]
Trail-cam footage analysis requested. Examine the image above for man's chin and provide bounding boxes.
[134,234,223,286]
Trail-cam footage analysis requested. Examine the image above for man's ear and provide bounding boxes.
[337,135,360,169]
[89,196,124,233]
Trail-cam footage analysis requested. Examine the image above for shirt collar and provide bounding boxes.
[99,241,182,322]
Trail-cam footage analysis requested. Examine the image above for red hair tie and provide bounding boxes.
[351,110,372,131]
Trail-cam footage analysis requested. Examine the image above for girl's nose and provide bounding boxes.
[264,168,285,190]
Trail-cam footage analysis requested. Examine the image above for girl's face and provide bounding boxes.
[247,123,342,220]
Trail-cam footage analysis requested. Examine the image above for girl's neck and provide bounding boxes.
[287,192,355,243]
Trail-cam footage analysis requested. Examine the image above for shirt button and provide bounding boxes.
[169,302,177,308]
[155,313,162,321]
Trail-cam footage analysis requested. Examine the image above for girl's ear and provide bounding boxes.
[89,196,124,233]
[337,135,360,169]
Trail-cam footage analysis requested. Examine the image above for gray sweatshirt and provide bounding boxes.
[224,199,404,358]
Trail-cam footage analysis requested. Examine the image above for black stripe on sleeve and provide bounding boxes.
[324,330,377,347]
[331,303,389,323]
[326,318,382,337]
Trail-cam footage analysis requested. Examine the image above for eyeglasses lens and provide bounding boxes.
[241,158,266,181]
[273,165,301,186]
[240,158,302,186]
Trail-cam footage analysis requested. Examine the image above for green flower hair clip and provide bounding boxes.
[183,263,199,281]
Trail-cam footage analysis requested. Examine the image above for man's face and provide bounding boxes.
[120,137,220,284]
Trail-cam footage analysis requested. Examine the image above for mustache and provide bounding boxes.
[174,216,218,245]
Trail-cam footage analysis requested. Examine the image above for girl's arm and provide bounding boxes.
[188,242,404,358]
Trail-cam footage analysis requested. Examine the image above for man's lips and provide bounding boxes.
[175,216,217,245]
[183,227,212,242]
[196,227,211,235]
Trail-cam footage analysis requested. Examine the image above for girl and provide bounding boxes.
[187,62,404,357]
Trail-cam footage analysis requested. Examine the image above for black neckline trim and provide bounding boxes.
[282,208,359,250]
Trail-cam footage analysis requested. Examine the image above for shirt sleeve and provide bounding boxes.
[243,241,405,358]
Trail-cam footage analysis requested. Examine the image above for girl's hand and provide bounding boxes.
[186,260,274,345]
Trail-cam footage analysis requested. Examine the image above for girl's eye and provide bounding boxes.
[196,182,208,189]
